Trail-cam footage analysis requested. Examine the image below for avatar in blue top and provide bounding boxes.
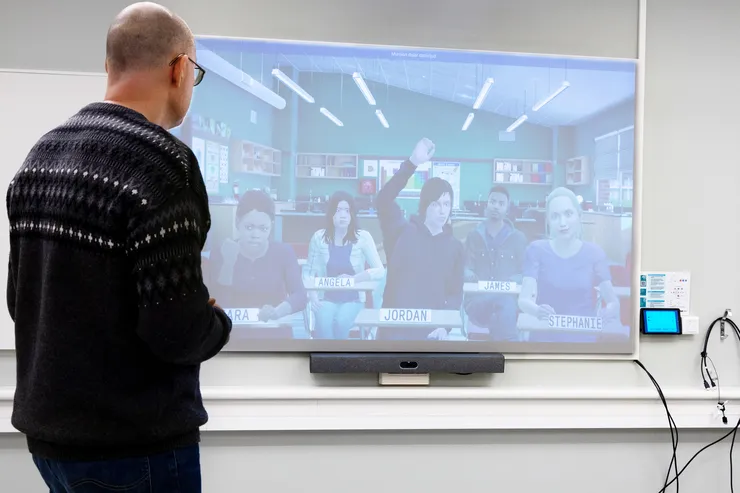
[517,187,624,342]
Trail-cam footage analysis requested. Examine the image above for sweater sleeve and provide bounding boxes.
[6,258,15,322]
[377,160,415,263]
[128,189,232,366]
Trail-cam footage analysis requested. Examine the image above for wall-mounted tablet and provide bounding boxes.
[640,308,682,335]
[177,35,638,355]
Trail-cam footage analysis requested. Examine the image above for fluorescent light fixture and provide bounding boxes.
[506,114,528,133]
[195,43,286,110]
[462,112,475,131]
[320,107,343,127]
[472,77,495,110]
[532,81,570,112]
[353,72,376,106]
[271,68,315,103]
[375,109,389,128]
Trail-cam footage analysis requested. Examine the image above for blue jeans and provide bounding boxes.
[314,301,364,339]
[33,444,200,492]
[465,293,519,341]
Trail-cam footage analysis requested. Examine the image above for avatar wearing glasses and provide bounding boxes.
[216,190,307,329]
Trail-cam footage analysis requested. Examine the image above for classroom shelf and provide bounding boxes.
[565,156,589,185]
[234,141,282,177]
[296,153,359,179]
[493,159,553,185]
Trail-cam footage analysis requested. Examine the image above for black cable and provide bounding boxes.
[659,416,740,492]
[634,360,679,493]
[731,422,737,493]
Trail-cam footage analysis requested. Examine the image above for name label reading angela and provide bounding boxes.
[224,308,260,323]
[548,315,603,331]
[314,277,355,288]
[478,281,518,293]
[380,309,432,323]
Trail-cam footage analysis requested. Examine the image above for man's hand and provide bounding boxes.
[221,238,240,267]
[409,138,435,166]
[208,298,221,310]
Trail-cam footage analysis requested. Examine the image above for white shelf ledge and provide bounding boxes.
[1,386,737,433]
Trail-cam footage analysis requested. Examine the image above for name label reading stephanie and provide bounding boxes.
[380,309,432,323]
[548,315,603,331]
[478,281,518,293]
[224,308,260,323]
[314,277,355,288]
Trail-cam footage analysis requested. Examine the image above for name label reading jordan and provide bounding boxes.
[380,309,432,323]
[314,277,355,288]
[478,281,518,293]
[548,315,603,331]
[224,308,260,323]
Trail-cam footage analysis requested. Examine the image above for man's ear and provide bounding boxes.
[171,56,184,88]
[104,59,109,74]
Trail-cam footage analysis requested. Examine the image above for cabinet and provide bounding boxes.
[296,153,359,179]
[493,159,553,185]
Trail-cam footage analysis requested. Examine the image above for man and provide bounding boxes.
[5,3,231,491]
[464,185,527,341]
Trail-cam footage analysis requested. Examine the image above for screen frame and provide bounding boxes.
[192,18,645,359]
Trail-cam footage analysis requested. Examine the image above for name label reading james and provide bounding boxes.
[314,277,355,288]
[478,281,518,293]
[548,315,603,331]
[224,308,260,323]
[380,309,432,323]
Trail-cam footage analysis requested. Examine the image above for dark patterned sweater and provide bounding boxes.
[5,102,232,461]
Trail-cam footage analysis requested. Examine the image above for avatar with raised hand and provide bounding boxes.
[375,138,465,341]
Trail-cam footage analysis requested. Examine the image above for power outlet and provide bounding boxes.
[681,314,699,335]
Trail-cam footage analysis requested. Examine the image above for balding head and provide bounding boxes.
[106,2,194,74]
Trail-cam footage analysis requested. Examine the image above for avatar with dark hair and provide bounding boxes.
[376,138,465,341]
[463,185,527,341]
[216,190,307,330]
[304,191,385,339]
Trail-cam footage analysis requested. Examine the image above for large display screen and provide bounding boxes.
[178,36,638,354]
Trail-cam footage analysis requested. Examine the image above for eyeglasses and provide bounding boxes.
[169,54,206,86]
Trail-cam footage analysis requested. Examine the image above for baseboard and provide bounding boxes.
[0,386,736,433]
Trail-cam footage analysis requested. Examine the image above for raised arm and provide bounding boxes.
[377,138,436,262]
[129,189,232,366]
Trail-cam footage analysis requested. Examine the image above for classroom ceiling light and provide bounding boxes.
[353,72,377,106]
[271,68,315,103]
[195,44,286,110]
[472,77,495,110]
[532,81,570,112]
[506,114,528,133]
[375,109,389,128]
[320,107,344,127]
[462,112,475,131]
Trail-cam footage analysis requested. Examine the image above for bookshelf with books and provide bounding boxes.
[493,159,553,185]
[296,153,359,179]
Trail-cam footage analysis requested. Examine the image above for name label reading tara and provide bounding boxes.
[380,309,432,323]
[548,315,603,331]
[224,308,261,323]
[478,281,519,293]
[314,277,355,288]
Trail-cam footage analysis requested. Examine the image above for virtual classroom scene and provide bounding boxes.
[172,37,637,354]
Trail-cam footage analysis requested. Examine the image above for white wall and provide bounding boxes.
[3,0,740,491]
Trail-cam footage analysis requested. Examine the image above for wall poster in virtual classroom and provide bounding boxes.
[204,141,220,193]
[432,161,461,209]
[639,272,691,312]
[218,144,229,184]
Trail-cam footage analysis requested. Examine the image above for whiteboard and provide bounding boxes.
[0,70,107,349]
